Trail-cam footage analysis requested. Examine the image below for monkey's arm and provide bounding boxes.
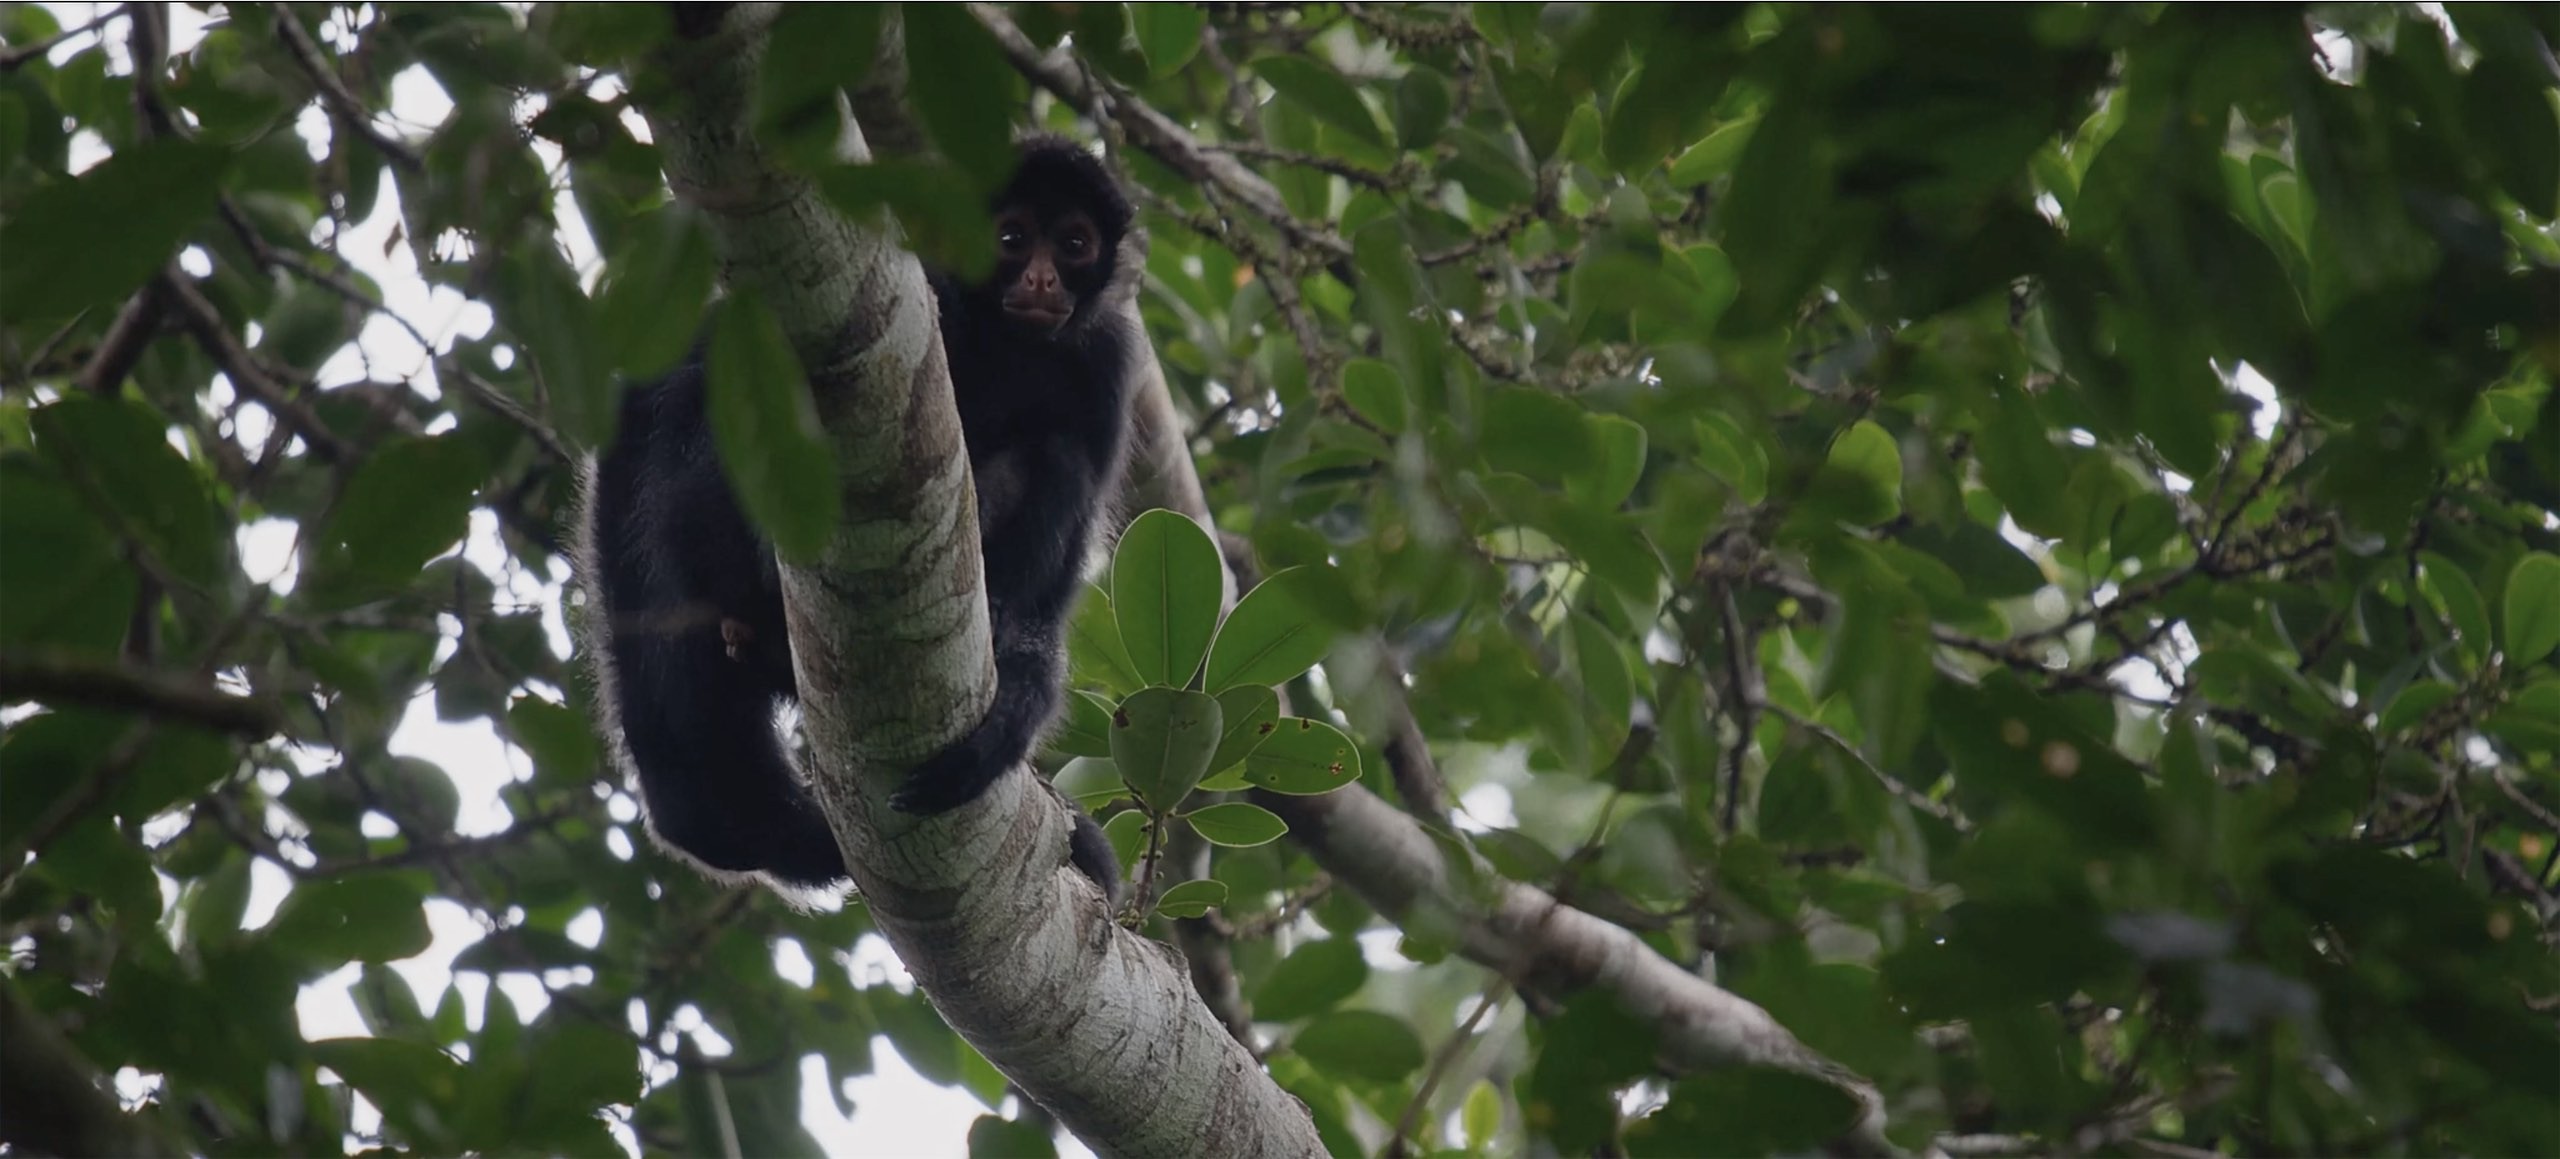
[887,426,1116,816]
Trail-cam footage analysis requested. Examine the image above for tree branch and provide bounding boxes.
[1117,322,1901,1159]
[632,10,1317,1155]
[0,651,286,738]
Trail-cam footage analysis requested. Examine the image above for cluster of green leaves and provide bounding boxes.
[1079,2,2560,1154]
[4,2,2560,1158]
[1044,510,1361,919]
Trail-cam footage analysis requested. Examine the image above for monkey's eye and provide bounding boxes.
[1058,228,1097,263]
[998,224,1031,254]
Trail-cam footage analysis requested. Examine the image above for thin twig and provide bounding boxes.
[161,274,361,463]
[1205,140,1400,192]
[1716,584,1761,835]
[1385,982,1508,1158]
[270,9,424,170]
[0,5,124,71]
[1763,703,1974,833]
[973,3,1352,262]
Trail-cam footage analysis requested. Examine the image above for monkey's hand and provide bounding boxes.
[886,735,1009,816]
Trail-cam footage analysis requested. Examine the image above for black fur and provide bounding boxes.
[580,136,1138,903]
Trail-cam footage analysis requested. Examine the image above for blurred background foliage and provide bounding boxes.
[2,2,2557,1155]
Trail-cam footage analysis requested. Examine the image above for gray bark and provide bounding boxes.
[634,11,1321,1156]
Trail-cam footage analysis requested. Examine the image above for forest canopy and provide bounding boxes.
[2,3,2558,1157]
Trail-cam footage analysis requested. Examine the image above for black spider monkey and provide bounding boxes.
[577,135,1137,903]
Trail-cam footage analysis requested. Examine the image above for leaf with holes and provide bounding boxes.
[1108,687,1222,811]
[1206,685,1281,777]
[1242,717,1363,796]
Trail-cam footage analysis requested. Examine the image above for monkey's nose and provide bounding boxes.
[1025,268,1060,293]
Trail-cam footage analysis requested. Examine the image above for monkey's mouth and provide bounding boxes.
[1002,302,1072,331]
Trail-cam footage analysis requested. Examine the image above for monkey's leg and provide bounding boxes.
[888,633,1066,817]
[615,637,847,888]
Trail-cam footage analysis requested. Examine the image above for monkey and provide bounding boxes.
[575,135,1140,904]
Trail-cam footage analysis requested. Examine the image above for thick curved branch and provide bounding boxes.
[632,10,1317,1156]
[1121,344,1900,1158]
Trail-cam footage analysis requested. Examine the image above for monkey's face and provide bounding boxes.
[993,206,1109,337]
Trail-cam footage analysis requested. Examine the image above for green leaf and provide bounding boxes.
[1129,5,1204,78]
[1569,413,1649,510]
[901,5,1019,194]
[306,434,483,606]
[42,819,159,920]
[266,874,433,964]
[2503,552,2560,665]
[1679,244,1740,334]
[815,157,996,277]
[1904,521,2047,600]
[1107,686,1223,811]
[1625,1069,1864,1157]
[494,246,612,449]
[1443,125,1537,209]
[1667,116,1758,187]
[1110,509,1225,687]
[1975,393,2072,539]
[0,137,229,324]
[1929,675,2157,851]
[1292,1010,1426,1083]
[1800,420,1903,527]
[1340,358,1408,435]
[1254,56,1388,150]
[1154,878,1228,919]
[1048,689,1116,760]
[1183,802,1288,848]
[0,459,135,652]
[1482,387,1599,483]
[1692,414,1766,503]
[2486,680,2560,752]
[517,1020,645,1143]
[705,295,838,563]
[1100,809,1148,874]
[2465,58,2560,220]
[1068,583,1144,695]
[968,1115,1059,1159]
[1463,1080,1502,1151]
[2420,552,2494,669]
[1253,937,1370,1022]
[2378,681,2458,737]
[1242,717,1363,795]
[758,7,882,136]
[1569,613,1634,733]
[1392,67,1455,150]
[509,696,601,789]
[1207,685,1282,776]
[312,1038,467,1149]
[595,204,715,381]
[29,396,227,590]
[1204,566,1341,693]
